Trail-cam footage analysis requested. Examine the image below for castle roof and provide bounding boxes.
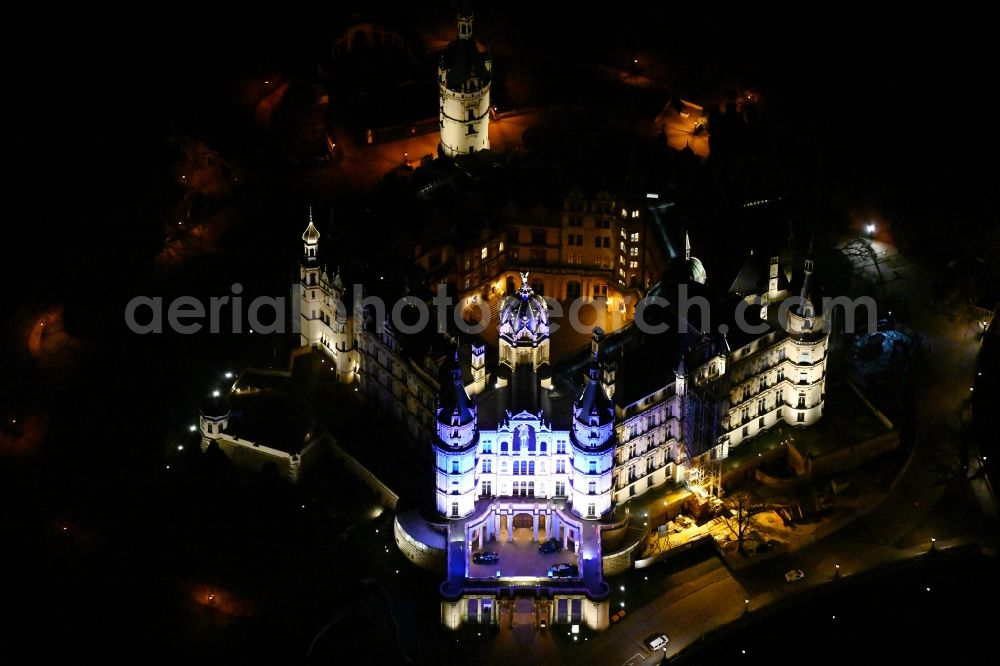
[576,358,614,426]
[441,34,491,91]
[438,350,476,426]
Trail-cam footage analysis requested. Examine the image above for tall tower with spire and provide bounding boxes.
[433,350,479,518]
[297,207,357,383]
[437,3,491,157]
[784,244,827,427]
[568,354,616,519]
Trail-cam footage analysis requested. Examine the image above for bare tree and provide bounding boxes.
[842,237,885,288]
[721,490,766,556]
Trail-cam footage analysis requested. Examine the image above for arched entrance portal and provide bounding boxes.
[507,512,548,542]
[512,513,532,542]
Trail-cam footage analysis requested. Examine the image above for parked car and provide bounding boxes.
[547,562,579,578]
[644,633,670,651]
[784,569,805,582]
[538,538,562,554]
[473,551,499,565]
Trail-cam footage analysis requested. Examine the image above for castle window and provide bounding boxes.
[588,481,596,495]
[529,461,535,475]
[481,246,488,260]
[588,460,597,474]
[587,503,596,517]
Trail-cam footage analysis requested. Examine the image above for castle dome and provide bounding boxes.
[440,7,491,93]
[302,207,321,244]
[499,273,550,344]
[686,255,707,285]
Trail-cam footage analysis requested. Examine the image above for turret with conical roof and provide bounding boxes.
[438,349,477,432]
[574,354,615,432]
[569,353,616,520]
[787,241,823,338]
[432,349,479,519]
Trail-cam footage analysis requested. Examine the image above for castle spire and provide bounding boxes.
[685,231,691,261]
[456,1,474,40]
[302,207,321,261]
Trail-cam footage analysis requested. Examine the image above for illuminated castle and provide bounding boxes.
[293,212,829,630]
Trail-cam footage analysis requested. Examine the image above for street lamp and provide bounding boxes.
[866,223,876,235]
[835,563,840,579]
[930,537,937,551]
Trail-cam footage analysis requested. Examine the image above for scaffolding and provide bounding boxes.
[681,366,726,497]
